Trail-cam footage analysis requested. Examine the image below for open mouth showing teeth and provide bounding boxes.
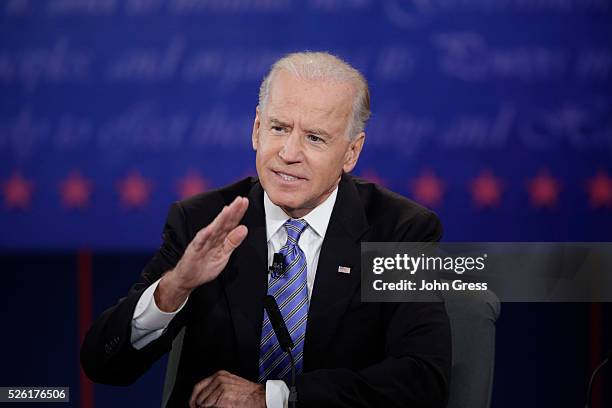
[275,171,301,181]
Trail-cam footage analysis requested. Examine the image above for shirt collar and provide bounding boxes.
[264,187,338,242]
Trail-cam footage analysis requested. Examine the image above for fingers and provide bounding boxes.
[191,205,230,250]
[189,376,214,408]
[191,225,213,252]
[190,371,240,408]
[216,197,249,240]
[192,197,249,252]
[214,197,248,233]
[195,378,222,408]
[224,225,248,253]
[199,386,223,407]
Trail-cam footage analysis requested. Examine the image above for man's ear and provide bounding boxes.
[252,106,261,151]
[343,132,365,173]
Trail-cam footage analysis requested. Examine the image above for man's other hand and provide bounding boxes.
[189,370,266,408]
[155,196,249,311]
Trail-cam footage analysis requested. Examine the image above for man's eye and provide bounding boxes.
[271,126,286,133]
[307,134,324,143]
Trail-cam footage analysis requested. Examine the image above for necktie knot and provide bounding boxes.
[283,218,308,245]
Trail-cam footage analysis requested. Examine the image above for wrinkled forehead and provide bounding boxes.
[263,70,355,130]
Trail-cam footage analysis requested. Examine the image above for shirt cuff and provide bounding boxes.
[266,380,289,408]
[130,278,189,349]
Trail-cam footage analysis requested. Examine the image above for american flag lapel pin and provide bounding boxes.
[337,266,351,274]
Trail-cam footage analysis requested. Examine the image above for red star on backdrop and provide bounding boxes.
[410,169,445,207]
[176,171,209,199]
[2,172,34,209]
[359,169,388,187]
[117,171,153,209]
[586,170,612,209]
[470,170,503,208]
[59,172,93,209]
[527,169,561,208]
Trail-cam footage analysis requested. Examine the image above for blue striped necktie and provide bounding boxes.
[258,218,309,383]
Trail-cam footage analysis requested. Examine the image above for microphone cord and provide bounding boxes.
[288,351,297,408]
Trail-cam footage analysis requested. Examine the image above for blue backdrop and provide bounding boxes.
[1,1,610,407]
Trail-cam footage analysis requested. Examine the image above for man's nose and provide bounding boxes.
[278,131,303,163]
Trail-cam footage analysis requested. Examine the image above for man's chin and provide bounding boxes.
[270,196,301,212]
[268,194,310,217]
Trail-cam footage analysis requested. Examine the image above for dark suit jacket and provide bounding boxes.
[81,173,451,407]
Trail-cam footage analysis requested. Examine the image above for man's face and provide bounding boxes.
[252,70,365,218]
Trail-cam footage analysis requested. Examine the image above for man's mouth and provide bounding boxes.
[273,170,305,182]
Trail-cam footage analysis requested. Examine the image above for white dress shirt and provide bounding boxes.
[130,187,338,407]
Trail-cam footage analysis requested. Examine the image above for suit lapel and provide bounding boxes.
[220,180,268,380]
[304,174,369,369]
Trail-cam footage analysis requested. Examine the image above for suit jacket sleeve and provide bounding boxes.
[296,211,451,408]
[80,202,192,385]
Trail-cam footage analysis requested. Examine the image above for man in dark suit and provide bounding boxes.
[81,52,451,408]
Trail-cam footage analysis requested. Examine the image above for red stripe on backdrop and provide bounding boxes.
[78,250,94,408]
[590,303,602,408]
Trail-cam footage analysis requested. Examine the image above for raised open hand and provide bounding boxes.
[155,196,249,311]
